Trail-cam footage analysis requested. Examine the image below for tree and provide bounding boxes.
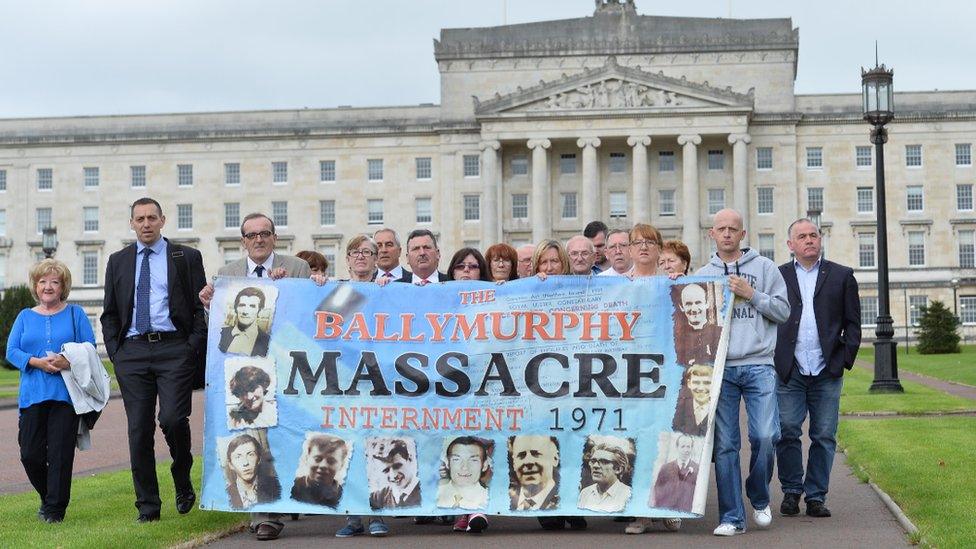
[0,286,36,369]
[916,300,961,355]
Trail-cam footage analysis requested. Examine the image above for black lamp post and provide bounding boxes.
[862,62,903,393]
[42,226,58,259]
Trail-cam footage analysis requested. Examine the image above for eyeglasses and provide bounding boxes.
[243,230,274,240]
[587,458,615,467]
[606,243,630,251]
[453,262,480,271]
[631,240,659,249]
[517,258,533,264]
[490,257,512,264]
[568,251,592,259]
[348,249,375,258]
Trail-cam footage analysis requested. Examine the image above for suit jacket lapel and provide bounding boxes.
[783,264,800,305]
[121,244,138,327]
[165,239,180,315]
[814,260,830,298]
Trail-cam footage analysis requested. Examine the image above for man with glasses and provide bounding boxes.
[516,244,536,278]
[577,443,632,513]
[583,220,610,273]
[566,235,597,275]
[374,228,409,281]
[598,229,633,276]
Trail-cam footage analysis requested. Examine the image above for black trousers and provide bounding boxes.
[19,400,79,519]
[114,337,195,515]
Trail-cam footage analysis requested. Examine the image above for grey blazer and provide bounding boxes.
[218,253,312,279]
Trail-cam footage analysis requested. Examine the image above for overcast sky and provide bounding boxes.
[1,0,973,118]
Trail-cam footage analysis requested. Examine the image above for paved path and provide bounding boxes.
[854,358,976,401]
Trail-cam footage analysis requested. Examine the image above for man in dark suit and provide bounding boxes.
[374,228,411,281]
[652,434,699,512]
[671,364,714,437]
[101,197,206,523]
[774,218,861,519]
[397,229,448,284]
[508,435,561,512]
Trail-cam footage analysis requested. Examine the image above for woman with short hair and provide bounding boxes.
[483,243,519,282]
[345,235,379,282]
[446,248,491,282]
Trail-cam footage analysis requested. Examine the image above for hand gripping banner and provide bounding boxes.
[201,275,732,517]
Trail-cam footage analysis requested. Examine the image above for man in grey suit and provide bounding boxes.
[198,212,309,541]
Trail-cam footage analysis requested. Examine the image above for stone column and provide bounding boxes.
[728,133,752,236]
[527,138,552,243]
[678,134,702,262]
[480,140,502,244]
[627,135,651,223]
[576,137,601,223]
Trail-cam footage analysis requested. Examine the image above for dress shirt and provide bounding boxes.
[577,479,631,512]
[693,400,709,425]
[376,265,404,280]
[794,258,826,376]
[516,480,555,510]
[410,271,440,285]
[598,266,626,276]
[389,477,420,505]
[236,477,258,508]
[436,481,489,509]
[246,253,275,278]
[226,324,260,355]
[126,238,177,337]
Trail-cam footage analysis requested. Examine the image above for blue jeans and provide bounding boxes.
[714,364,780,528]
[775,366,843,504]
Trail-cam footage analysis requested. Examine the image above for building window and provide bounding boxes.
[856,146,872,168]
[82,251,98,286]
[271,201,288,227]
[561,192,578,219]
[319,245,337,278]
[36,208,52,234]
[176,204,192,229]
[223,163,240,186]
[756,147,773,170]
[707,150,725,170]
[416,157,432,180]
[908,231,925,267]
[857,187,875,214]
[905,144,922,167]
[609,152,626,174]
[758,233,775,261]
[807,187,824,214]
[131,165,146,188]
[224,203,240,229]
[367,159,384,182]
[805,147,823,170]
[178,164,193,187]
[559,154,577,175]
[319,200,336,226]
[463,154,480,177]
[861,296,878,326]
[960,230,975,268]
[909,295,928,326]
[505,155,526,177]
[658,151,675,172]
[83,167,99,188]
[659,189,676,216]
[0,254,5,288]
[272,161,288,184]
[367,199,384,224]
[707,188,725,215]
[37,168,53,190]
[906,185,924,212]
[609,192,627,218]
[0,210,5,236]
[463,195,480,221]
[512,194,528,219]
[0,169,6,191]
[858,233,876,268]
[961,296,976,324]
[757,186,774,215]
[83,206,99,232]
[957,184,973,211]
[957,143,973,167]
[320,160,336,183]
[223,248,241,265]
[415,197,432,223]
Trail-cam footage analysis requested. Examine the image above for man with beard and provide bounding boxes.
[227,366,276,429]
[577,443,632,512]
[291,434,347,508]
[652,435,699,512]
[369,439,421,510]
[674,283,722,367]
[672,364,714,437]
[219,287,270,357]
[225,434,281,511]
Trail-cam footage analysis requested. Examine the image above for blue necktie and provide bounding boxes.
[135,248,152,334]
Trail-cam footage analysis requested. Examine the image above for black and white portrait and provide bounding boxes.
[671,364,715,437]
[225,357,277,430]
[577,435,635,513]
[649,432,702,513]
[219,285,278,357]
[290,433,351,508]
[217,430,282,510]
[436,436,493,510]
[508,434,560,511]
[366,437,421,510]
[672,282,723,367]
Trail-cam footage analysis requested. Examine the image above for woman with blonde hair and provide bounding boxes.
[532,239,570,279]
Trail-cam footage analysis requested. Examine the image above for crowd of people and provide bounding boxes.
[8,196,861,542]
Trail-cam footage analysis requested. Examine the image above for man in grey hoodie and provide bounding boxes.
[695,208,790,537]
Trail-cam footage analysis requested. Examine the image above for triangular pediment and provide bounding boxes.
[473,56,754,116]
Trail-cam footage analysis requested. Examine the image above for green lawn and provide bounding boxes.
[839,417,976,549]
[0,460,244,548]
[0,361,117,400]
[840,366,976,415]
[859,345,976,387]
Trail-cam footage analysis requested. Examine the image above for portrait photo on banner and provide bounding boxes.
[290,432,351,508]
[648,431,703,513]
[508,434,561,511]
[366,437,422,511]
[577,435,636,513]
[671,281,725,367]
[671,363,715,438]
[218,283,279,358]
[224,356,278,430]
[436,436,494,510]
[216,429,282,510]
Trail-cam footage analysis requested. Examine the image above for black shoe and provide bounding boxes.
[176,491,196,515]
[806,500,832,518]
[566,517,588,531]
[781,493,800,516]
[138,512,161,523]
[538,517,565,530]
[413,516,436,525]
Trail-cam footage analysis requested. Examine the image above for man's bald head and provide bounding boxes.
[709,208,746,258]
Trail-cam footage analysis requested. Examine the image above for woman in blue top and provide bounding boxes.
[7,259,96,523]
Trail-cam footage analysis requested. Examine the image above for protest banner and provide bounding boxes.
[201,275,732,517]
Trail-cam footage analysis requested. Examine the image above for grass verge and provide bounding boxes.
[840,366,976,415]
[0,459,244,548]
[859,345,976,387]
[839,417,976,548]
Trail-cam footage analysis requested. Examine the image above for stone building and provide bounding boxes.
[1,1,974,345]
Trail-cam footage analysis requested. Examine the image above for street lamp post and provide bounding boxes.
[862,61,904,393]
[41,226,59,259]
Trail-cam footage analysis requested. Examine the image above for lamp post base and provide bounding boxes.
[870,339,904,393]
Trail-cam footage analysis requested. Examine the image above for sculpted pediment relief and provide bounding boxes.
[474,56,754,116]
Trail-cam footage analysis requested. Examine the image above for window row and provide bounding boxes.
[861,295,976,326]
[799,143,973,171]
[851,183,976,214]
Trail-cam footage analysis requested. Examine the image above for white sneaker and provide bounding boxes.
[662,518,681,531]
[713,523,745,536]
[753,506,772,529]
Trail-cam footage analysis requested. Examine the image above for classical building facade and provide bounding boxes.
[1,1,975,345]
